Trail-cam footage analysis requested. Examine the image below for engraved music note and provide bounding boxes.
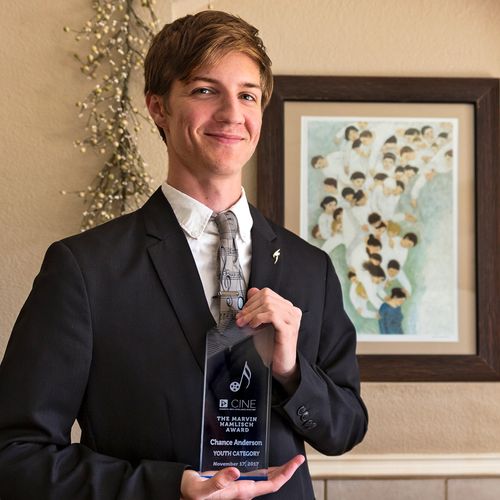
[230,361,251,392]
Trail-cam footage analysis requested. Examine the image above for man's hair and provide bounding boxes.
[387,221,401,234]
[350,171,366,181]
[311,155,325,168]
[321,196,337,209]
[344,125,359,140]
[353,189,366,202]
[374,173,388,182]
[324,177,337,188]
[403,232,418,246]
[367,235,382,249]
[404,128,420,137]
[368,212,382,225]
[144,11,273,140]
[404,165,419,174]
[388,259,400,270]
[341,187,355,198]
[359,130,373,138]
[400,146,414,156]
[363,262,386,279]
[391,287,406,299]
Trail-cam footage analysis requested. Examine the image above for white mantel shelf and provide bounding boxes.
[307,453,500,478]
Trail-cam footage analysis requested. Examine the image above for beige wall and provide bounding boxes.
[1,0,499,457]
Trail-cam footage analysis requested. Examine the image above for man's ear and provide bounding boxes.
[146,93,169,134]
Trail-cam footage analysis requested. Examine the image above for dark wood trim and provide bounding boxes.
[257,76,500,382]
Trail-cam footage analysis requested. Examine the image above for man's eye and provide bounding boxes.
[193,88,213,95]
[240,93,256,102]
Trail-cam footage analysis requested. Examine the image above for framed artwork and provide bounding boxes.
[257,76,499,381]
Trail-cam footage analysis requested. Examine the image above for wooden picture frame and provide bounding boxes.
[257,76,500,381]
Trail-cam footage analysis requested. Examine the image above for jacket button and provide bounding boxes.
[297,405,307,416]
[304,420,317,429]
[300,411,310,422]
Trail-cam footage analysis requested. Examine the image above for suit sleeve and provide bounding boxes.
[273,252,368,455]
[0,241,186,499]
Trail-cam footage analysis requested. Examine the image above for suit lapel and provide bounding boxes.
[139,192,282,371]
[141,190,215,371]
[248,205,282,293]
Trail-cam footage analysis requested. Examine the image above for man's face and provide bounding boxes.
[388,268,398,278]
[347,129,359,141]
[383,158,395,170]
[394,297,406,306]
[383,142,398,153]
[158,52,262,181]
[324,200,337,213]
[401,238,414,249]
[404,150,416,161]
[423,127,434,140]
[355,195,367,206]
[314,157,328,169]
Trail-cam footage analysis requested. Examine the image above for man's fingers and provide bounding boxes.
[206,467,241,494]
[183,467,240,499]
[269,454,306,482]
[252,455,306,495]
[246,287,260,299]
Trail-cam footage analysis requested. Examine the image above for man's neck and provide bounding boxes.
[166,173,243,213]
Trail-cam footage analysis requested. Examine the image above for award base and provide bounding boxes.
[199,321,274,480]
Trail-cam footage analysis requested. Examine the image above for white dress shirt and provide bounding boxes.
[161,182,253,321]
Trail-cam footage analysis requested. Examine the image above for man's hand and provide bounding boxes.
[236,288,302,391]
[180,454,305,499]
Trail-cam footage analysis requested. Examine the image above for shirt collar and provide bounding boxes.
[161,182,253,241]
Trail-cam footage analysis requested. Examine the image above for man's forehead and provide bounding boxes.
[186,74,262,90]
[181,52,262,86]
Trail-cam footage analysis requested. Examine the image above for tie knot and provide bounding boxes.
[214,211,238,239]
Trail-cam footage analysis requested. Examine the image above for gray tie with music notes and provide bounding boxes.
[214,211,246,328]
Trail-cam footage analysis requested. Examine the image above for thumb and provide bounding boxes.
[203,467,240,497]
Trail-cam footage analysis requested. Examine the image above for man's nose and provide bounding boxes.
[213,95,244,124]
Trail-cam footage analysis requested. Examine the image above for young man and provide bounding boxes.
[379,288,407,334]
[317,196,338,239]
[0,10,367,500]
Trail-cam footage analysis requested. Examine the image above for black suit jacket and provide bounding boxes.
[0,189,367,499]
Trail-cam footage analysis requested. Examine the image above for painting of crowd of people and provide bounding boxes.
[303,117,458,339]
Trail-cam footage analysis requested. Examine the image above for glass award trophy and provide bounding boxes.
[200,321,274,480]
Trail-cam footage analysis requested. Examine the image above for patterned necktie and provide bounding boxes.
[213,211,246,328]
